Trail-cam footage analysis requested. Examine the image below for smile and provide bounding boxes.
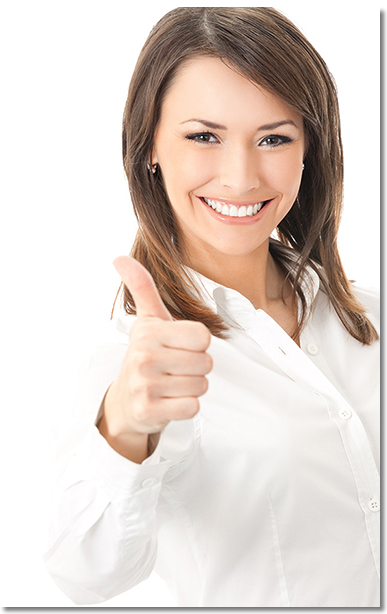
[201,197,271,218]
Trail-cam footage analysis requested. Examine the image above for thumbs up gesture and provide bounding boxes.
[98,257,212,462]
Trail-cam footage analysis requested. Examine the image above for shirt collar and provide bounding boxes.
[185,248,320,315]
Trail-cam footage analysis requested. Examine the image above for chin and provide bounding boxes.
[204,238,268,259]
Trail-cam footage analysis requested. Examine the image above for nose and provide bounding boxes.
[219,144,261,196]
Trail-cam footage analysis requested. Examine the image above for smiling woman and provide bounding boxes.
[121,8,377,345]
[151,57,306,332]
[152,59,305,279]
[44,7,380,608]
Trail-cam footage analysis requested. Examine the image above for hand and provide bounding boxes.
[99,257,212,460]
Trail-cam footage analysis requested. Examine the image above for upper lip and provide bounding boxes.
[200,196,272,207]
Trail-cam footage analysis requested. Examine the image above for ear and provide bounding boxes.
[302,125,309,158]
[151,125,160,166]
[152,142,159,166]
[147,148,159,174]
[148,147,158,167]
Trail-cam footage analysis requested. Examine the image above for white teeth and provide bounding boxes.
[203,198,267,218]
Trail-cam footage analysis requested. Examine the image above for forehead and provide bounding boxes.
[160,56,302,127]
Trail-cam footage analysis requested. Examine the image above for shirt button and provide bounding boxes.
[368,498,380,512]
[306,343,319,355]
[141,478,157,488]
[338,408,352,420]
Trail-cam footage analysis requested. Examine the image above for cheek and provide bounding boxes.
[270,158,302,200]
[162,147,216,198]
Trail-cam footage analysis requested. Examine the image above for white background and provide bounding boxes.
[0,0,382,607]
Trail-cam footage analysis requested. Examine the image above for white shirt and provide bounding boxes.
[44,266,380,607]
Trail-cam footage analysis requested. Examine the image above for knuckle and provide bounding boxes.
[203,352,213,373]
[131,318,160,343]
[195,323,211,348]
[132,399,150,422]
[131,377,153,400]
[179,396,200,418]
[130,318,149,341]
[202,376,209,394]
[197,376,208,395]
[132,350,156,375]
[188,396,200,415]
[132,390,158,422]
[129,371,144,393]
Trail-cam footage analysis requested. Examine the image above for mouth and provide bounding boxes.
[200,197,272,219]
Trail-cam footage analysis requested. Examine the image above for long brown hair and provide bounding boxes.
[120,7,378,344]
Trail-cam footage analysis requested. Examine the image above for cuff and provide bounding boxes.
[78,426,172,496]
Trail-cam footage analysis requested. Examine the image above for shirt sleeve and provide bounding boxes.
[43,314,172,605]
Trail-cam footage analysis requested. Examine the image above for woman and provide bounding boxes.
[44,7,380,607]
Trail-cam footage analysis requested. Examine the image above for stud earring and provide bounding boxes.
[302,163,305,171]
[147,162,158,174]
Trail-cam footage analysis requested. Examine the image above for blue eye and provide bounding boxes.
[260,134,293,147]
[185,132,218,144]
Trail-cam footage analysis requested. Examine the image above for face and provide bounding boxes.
[153,56,305,271]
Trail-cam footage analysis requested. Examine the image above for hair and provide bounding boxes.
[119,7,378,344]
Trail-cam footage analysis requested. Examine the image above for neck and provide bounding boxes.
[185,239,287,310]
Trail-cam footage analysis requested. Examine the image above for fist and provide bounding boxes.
[103,257,212,439]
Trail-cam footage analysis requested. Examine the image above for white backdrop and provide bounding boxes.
[0,1,382,607]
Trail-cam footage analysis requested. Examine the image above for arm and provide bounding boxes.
[44,424,169,605]
[44,257,211,604]
[97,382,161,464]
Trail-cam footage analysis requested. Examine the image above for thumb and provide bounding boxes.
[113,256,172,321]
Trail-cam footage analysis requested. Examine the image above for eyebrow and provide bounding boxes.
[257,120,299,131]
[180,119,227,130]
[180,118,300,131]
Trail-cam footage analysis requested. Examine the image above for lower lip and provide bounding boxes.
[199,197,273,225]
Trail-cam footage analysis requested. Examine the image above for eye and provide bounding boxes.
[185,131,219,144]
[259,134,293,148]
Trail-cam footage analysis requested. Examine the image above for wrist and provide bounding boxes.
[98,383,149,463]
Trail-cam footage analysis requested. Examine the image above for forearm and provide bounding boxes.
[45,487,157,604]
[44,427,168,604]
[98,409,149,464]
[97,383,161,464]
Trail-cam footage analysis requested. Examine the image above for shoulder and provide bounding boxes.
[312,283,380,346]
[351,284,380,331]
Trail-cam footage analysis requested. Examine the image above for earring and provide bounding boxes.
[147,162,158,174]
[302,163,305,171]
